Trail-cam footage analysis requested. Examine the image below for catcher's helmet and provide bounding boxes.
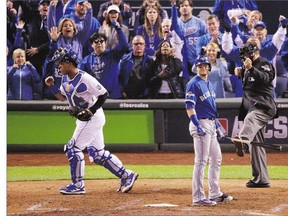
[51,47,79,66]
[195,55,211,69]
[239,42,259,61]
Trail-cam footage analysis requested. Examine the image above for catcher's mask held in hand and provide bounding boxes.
[51,47,79,67]
[239,42,259,62]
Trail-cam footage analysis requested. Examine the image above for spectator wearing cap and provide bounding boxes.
[47,0,92,62]
[62,0,101,56]
[222,18,287,65]
[98,5,129,49]
[79,29,129,99]
[222,17,287,96]
[97,0,132,27]
[251,19,286,63]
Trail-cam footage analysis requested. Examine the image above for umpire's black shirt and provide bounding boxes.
[238,56,278,121]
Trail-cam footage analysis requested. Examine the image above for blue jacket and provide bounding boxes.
[7,64,41,100]
[80,28,129,99]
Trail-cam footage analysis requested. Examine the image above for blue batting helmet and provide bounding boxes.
[51,47,79,66]
[195,55,211,68]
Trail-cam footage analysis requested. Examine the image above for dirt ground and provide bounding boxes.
[7,152,288,216]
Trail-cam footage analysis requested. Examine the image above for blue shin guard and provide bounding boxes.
[65,139,85,185]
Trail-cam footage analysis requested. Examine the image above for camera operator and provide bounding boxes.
[233,41,278,188]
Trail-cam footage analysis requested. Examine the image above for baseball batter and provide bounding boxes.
[185,55,233,206]
[45,48,138,195]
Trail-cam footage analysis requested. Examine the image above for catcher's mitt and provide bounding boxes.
[69,106,93,121]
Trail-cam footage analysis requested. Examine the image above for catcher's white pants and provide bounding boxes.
[189,119,223,202]
[72,107,106,150]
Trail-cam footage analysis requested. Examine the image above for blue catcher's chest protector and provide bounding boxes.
[62,71,89,108]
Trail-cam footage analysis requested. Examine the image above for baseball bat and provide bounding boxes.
[225,137,282,151]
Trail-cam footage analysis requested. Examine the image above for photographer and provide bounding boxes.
[233,42,278,188]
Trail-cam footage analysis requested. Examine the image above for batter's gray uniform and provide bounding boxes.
[185,56,232,205]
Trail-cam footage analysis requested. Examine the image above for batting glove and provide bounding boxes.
[197,125,206,136]
[216,127,225,141]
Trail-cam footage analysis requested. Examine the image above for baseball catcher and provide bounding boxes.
[45,47,138,195]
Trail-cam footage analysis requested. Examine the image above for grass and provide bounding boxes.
[7,165,288,182]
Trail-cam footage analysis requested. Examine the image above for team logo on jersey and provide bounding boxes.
[65,84,70,92]
[261,64,271,71]
[96,84,102,90]
[183,26,198,36]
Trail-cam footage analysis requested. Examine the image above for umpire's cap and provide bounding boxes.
[51,47,79,66]
[239,42,259,60]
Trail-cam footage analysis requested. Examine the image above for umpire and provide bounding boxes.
[233,42,278,188]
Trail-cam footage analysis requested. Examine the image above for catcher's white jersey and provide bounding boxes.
[60,70,107,109]
[60,70,108,150]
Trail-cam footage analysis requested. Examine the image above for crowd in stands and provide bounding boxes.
[6,0,288,100]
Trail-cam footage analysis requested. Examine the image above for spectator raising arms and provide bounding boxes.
[47,0,92,62]
[80,24,129,99]
[62,0,101,57]
[99,5,129,49]
[97,0,132,27]
[171,0,207,79]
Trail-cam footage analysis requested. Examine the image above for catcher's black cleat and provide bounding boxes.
[232,135,246,157]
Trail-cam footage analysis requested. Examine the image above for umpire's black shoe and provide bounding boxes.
[246,180,270,188]
[232,135,245,157]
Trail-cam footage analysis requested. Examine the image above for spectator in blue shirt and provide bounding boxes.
[136,5,163,56]
[80,23,129,99]
[47,0,92,62]
[62,0,101,57]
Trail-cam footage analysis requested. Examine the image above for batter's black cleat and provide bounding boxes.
[210,193,233,203]
[232,135,246,157]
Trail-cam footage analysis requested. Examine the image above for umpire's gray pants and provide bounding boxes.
[238,109,273,184]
